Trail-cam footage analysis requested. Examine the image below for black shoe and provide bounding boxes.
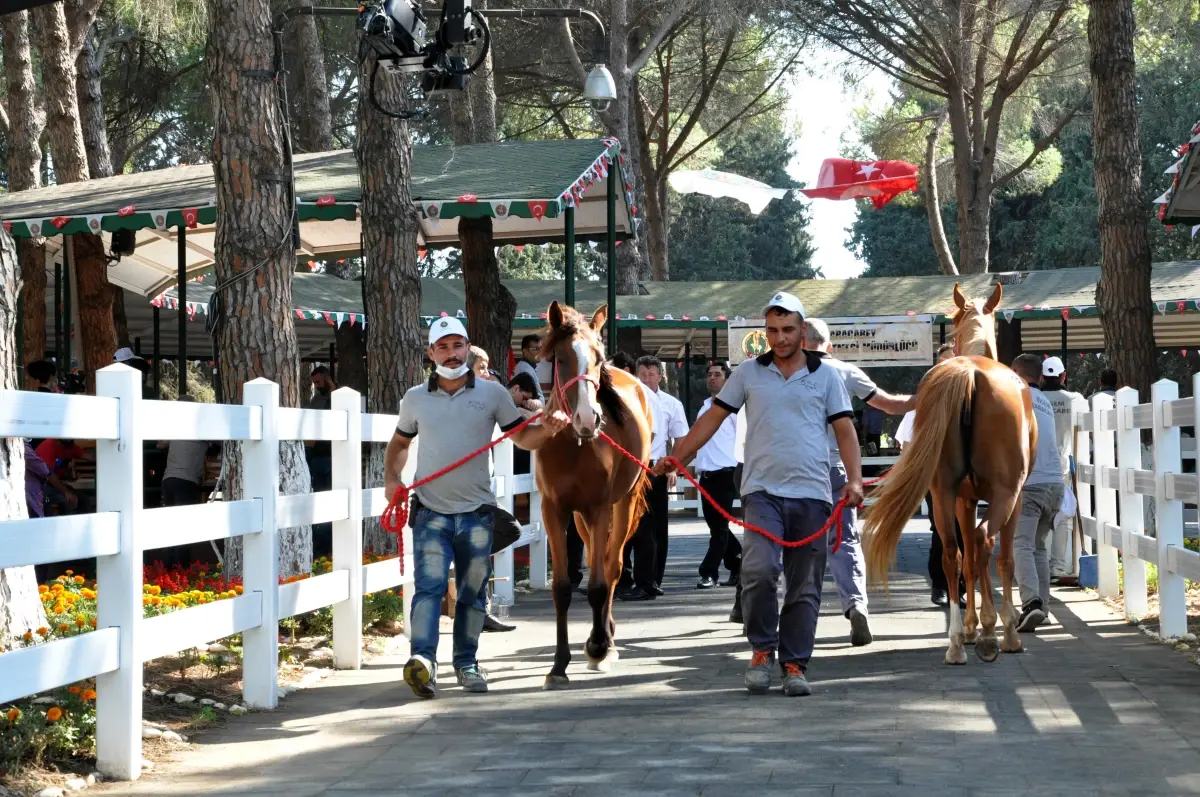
[697,577,718,589]
[931,589,948,606]
[720,575,739,587]
[482,614,515,633]
[618,586,655,602]
[1017,598,1046,632]
[729,603,743,623]
[650,584,665,596]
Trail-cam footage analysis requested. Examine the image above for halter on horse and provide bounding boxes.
[535,302,653,688]
[863,282,1035,664]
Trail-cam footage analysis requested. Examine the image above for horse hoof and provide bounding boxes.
[543,674,570,690]
[975,637,1000,662]
[586,648,619,672]
[1001,637,1023,654]
[963,629,979,644]
[944,647,968,666]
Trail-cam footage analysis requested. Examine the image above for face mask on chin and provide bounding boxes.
[435,362,469,380]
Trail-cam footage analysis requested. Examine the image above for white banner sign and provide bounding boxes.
[728,315,934,368]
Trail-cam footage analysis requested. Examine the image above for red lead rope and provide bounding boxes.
[380,371,887,575]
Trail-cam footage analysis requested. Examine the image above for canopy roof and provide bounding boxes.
[2,139,634,297]
[50,260,1199,362]
[1161,120,1200,224]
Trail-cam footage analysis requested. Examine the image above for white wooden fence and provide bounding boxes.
[0,365,547,780]
[1074,378,1200,638]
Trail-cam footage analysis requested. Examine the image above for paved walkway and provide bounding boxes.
[102,519,1200,797]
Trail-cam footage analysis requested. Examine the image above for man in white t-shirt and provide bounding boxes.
[694,362,741,590]
[1039,356,1085,582]
[618,356,689,600]
[804,319,915,647]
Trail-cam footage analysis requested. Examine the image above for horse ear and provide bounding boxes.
[548,301,564,328]
[983,282,1003,315]
[591,304,608,334]
[953,282,966,310]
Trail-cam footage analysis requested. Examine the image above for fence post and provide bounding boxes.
[528,451,549,589]
[94,364,145,781]
[241,379,280,709]
[332,387,363,668]
[1115,387,1147,617]
[1154,379,1187,637]
[493,439,516,605]
[1091,392,1120,598]
[1074,396,1093,568]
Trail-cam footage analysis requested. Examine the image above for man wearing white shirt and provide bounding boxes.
[618,356,689,600]
[694,362,742,589]
[1039,356,1085,582]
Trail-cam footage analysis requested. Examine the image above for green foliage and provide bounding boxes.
[669,111,817,281]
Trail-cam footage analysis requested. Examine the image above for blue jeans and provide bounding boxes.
[409,507,494,670]
[828,465,867,616]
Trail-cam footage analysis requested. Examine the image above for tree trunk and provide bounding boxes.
[207,0,311,578]
[355,42,425,556]
[287,0,333,153]
[460,217,517,376]
[924,112,958,276]
[467,0,496,144]
[642,176,670,282]
[946,86,991,274]
[1089,0,1157,399]
[0,227,48,647]
[333,321,367,393]
[960,190,992,274]
[75,24,113,178]
[73,234,117,395]
[34,1,89,185]
[607,3,647,295]
[4,11,47,390]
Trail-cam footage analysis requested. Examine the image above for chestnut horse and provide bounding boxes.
[535,302,652,689]
[863,283,1035,664]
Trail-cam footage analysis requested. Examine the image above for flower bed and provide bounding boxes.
[2,553,405,783]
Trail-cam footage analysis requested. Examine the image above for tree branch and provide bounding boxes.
[990,99,1084,192]
[628,1,695,76]
[556,18,589,85]
[924,110,958,275]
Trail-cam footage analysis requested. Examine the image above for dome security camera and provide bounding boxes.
[583,64,617,112]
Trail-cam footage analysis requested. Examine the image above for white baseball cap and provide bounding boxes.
[763,291,805,320]
[114,347,136,363]
[1042,356,1065,377]
[428,316,468,346]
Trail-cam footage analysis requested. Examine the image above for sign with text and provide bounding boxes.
[727,315,934,368]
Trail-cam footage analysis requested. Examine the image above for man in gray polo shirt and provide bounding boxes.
[804,319,915,648]
[656,292,863,697]
[384,317,568,698]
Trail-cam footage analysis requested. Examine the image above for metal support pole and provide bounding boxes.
[1060,316,1068,363]
[329,343,336,382]
[683,343,692,423]
[55,260,63,376]
[178,226,188,397]
[606,165,617,350]
[711,328,718,362]
[564,205,576,307]
[152,307,161,396]
[939,322,946,344]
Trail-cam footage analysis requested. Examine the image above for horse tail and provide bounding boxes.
[863,359,975,587]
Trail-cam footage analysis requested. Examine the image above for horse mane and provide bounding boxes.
[539,306,629,428]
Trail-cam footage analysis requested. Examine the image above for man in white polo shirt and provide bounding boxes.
[804,319,915,647]
[1039,356,1085,582]
[384,318,568,698]
[694,362,742,590]
[656,292,862,697]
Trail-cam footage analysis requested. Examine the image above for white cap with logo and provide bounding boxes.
[429,316,469,346]
[1042,356,1065,377]
[763,291,805,320]
[114,347,137,363]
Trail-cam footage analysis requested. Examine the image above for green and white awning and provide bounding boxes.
[0,138,635,297]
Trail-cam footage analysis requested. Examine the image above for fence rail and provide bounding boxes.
[1072,377,1200,639]
[0,366,546,780]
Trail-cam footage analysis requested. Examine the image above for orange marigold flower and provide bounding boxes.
[58,623,70,633]
[75,616,87,628]
[36,627,49,636]
[68,686,81,694]
[150,586,161,596]
[6,708,20,722]
[51,583,64,592]
[197,596,207,604]
[89,618,98,628]
[65,570,74,576]
[73,575,85,584]
[234,585,244,595]
[46,707,63,722]
[38,584,49,594]
[22,631,33,641]
[81,689,96,701]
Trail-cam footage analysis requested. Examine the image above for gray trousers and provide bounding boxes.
[828,465,867,615]
[1014,481,1065,606]
[741,492,831,669]
[1049,476,1073,576]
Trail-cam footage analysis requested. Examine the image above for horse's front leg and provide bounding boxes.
[542,502,574,690]
[582,504,618,671]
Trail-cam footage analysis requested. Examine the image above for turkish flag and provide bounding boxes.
[798,158,919,209]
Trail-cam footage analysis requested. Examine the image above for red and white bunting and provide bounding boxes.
[182,207,199,228]
[150,210,169,230]
[424,202,443,228]
[86,216,103,233]
[492,200,511,220]
[529,201,547,222]
[28,221,42,237]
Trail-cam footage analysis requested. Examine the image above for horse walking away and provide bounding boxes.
[863,282,1035,665]
[536,302,653,689]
